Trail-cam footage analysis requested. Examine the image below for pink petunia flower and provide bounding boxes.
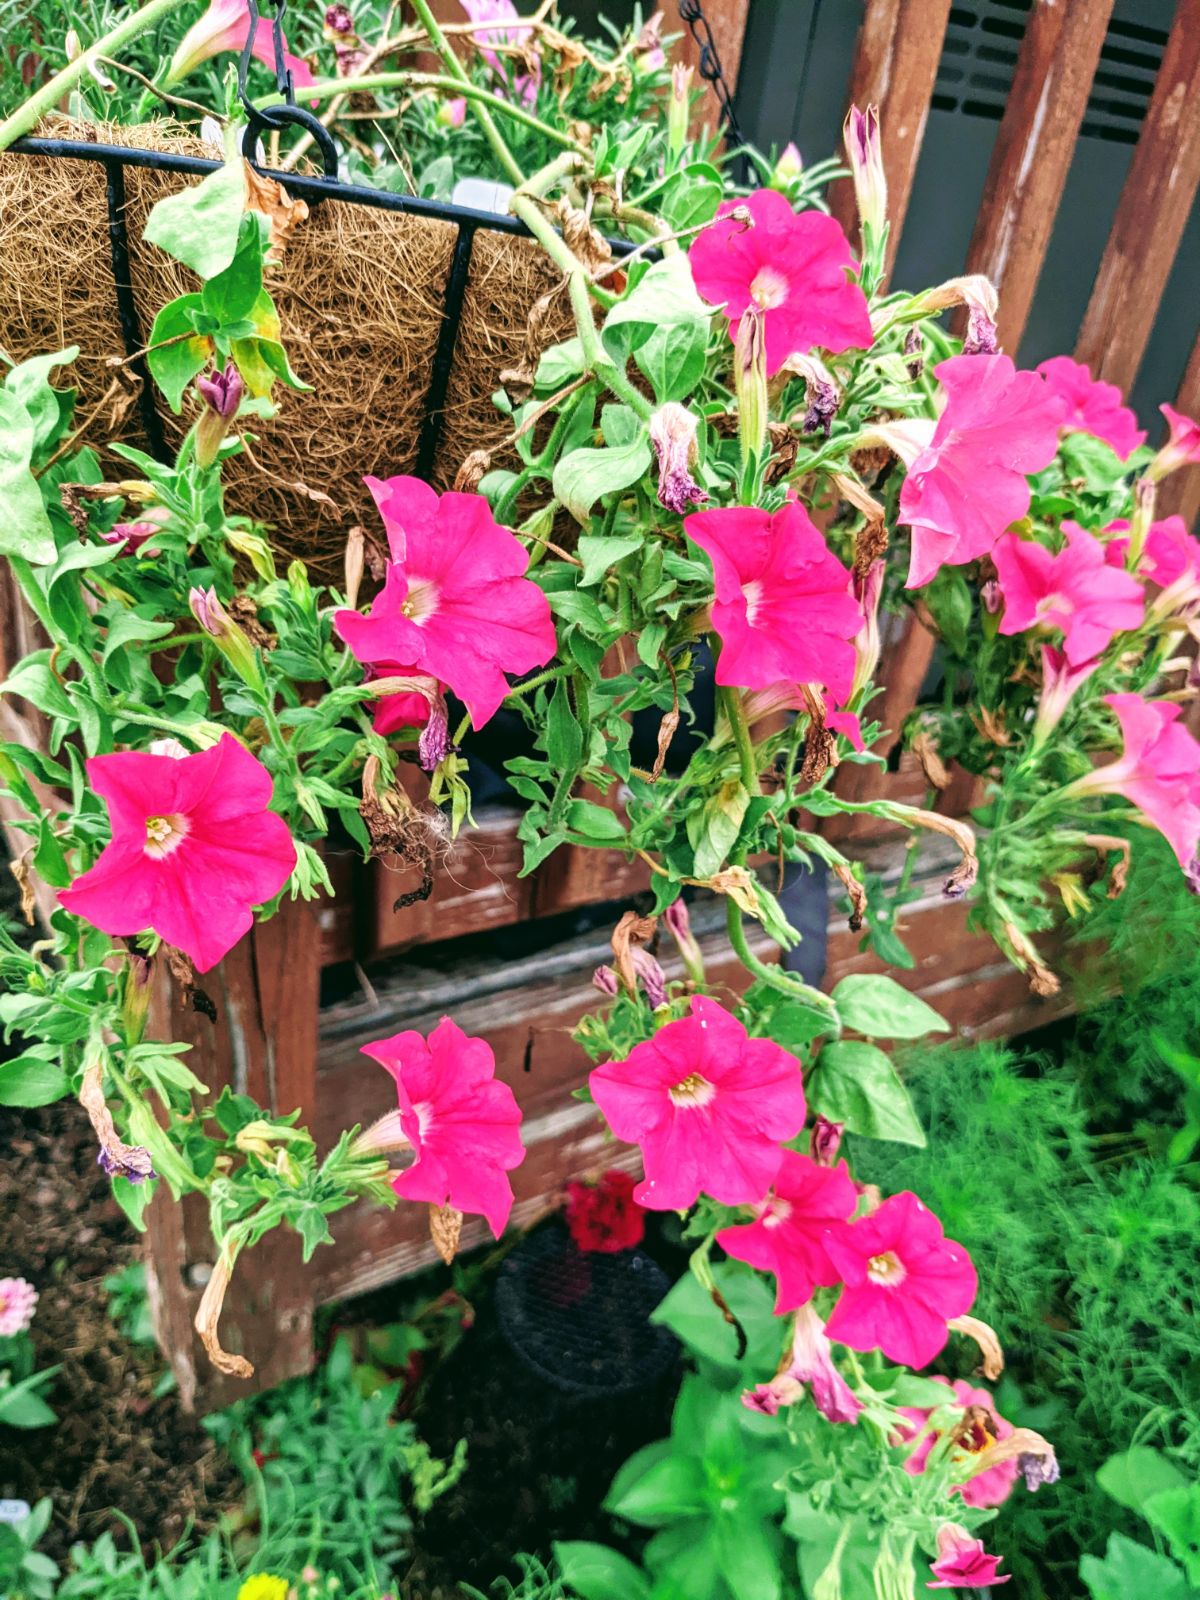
[684,501,863,701]
[459,0,539,106]
[824,1191,977,1369]
[101,506,171,555]
[588,996,807,1211]
[992,521,1144,665]
[1033,646,1100,741]
[716,1150,858,1312]
[167,0,315,90]
[786,1300,863,1424]
[1147,403,1200,482]
[688,189,873,376]
[0,1277,38,1336]
[1105,515,1200,614]
[896,1376,1019,1508]
[334,476,556,729]
[1037,356,1146,460]
[1065,693,1200,868]
[58,735,296,973]
[927,1524,1011,1589]
[896,354,1066,588]
[361,1016,525,1237]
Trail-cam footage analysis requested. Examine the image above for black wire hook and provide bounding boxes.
[237,0,340,185]
[676,0,746,152]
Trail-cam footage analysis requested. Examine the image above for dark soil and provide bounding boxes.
[0,1098,240,1562]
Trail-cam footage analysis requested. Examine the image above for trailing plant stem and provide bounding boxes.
[402,0,526,185]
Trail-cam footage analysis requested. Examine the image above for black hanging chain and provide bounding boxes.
[677,0,745,152]
[236,0,339,182]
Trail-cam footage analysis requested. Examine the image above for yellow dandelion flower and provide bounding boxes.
[236,1575,290,1600]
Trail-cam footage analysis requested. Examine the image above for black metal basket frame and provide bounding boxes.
[6,0,741,483]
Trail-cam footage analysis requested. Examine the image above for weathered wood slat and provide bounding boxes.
[829,0,955,277]
[963,0,1116,354]
[1074,0,1200,392]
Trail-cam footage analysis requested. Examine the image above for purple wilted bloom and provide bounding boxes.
[741,1376,802,1416]
[592,965,619,997]
[904,326,923,381]
[802,379,839,438]
[98,1145,157,1184]
[632,947,668,1009]
[1019,1448,1060,1491]
[650,403,707,516]
[811,1115,844,1167]
[0,1277,38,1336]
[418,698,451,771]
[324,3,354,33]
[196,363,244,421]
[964,304,1000,356]
[786,1301,862,1424]
[943,857,978,900]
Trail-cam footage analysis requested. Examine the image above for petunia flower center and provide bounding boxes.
[741,579,765,626]
[867,1249,907,1286]
[400,576,440,624]
[668,1071,717,1108]
[760,1196,793,1228]
[749,266,790,310]
[411,1100,434,1140]
[143,812,191,860]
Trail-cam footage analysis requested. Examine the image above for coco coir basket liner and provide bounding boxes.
[0,117,575,576]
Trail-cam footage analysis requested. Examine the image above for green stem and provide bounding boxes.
[504,665,572,705]
[721,687,758,795]
[402,0,526,185]
[725,897,839,1025]
[0,0,191,150]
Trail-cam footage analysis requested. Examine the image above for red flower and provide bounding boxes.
[716,1151,857,1312]
[824,1191,977,1369]
[1037,356,1145,460]
[684,501,862,700]
[896,354,1066,588]
[59,734,296,973]
[335,477,556,728]
[362,1017,525,1237]
[589,996,807,1211]
[688,189,872,376]
[564,1170,645,1253]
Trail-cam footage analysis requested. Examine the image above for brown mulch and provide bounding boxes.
[0,1097,239,1562]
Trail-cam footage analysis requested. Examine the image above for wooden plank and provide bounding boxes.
[1074,0,1200,392]
[828,0,955,278]
[145,898,322,1411]
[963,0,1116,354]
[1156,327,1200,529]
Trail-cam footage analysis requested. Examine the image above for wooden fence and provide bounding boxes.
[4,0,1200,1406]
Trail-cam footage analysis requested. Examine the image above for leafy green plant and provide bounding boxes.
[0,1499,60,1600]
[1081,1448,1200,1599]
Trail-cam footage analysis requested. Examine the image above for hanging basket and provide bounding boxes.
[0,117,579,577]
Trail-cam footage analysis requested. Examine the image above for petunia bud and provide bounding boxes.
[344,524,365,610]
[811,1115,844,1166]
[437,97,467,128]
[121,952,155,1044]
[592,964,619,998]
[843,104,887,245]
[771,141,803,190]
[734,307,769,464]
[189,586,265,693]
[102,505,170,554]
[663,895,706,985]
[650,403,707,515]
[668,64,692,158]
[632,947,668,1010]
[324,3,354,35]
[194,363,245,469]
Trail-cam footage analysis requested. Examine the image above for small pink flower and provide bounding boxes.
[927,1524,1011,1589]
[684,501,862,701]
[59,735,296,973]
[362,1016,525,1237]
[1106,515,1200,609]
[741,1377,802,1415]
[716,1151,857,1312]
[0,1277,38,1336]
[688,189,873,376]
[168,0,315,90]
[1037,356,1146,460]
[1033,646,1099,740]
[437,97,468,128]
[460,0,539,106]
[102,506,171,554]
[786,1300,863,1424]
[898,354,1066,588]
[1067,694,1200,868]
[1147,402,1200,481]
[824,1191,977,1369]
[992,521,1144,665]
[589,996,807,1211]
[335,477,556,728]
[896,1376,1019,1508]
[811,1115,844,1166]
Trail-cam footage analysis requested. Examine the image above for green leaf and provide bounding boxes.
[923,565,973,656]
[0,1052,69,1108]
[112,1176,157,1233]
[1144,1485,1200,1584]
[553,1542,651,1600]
[0,1370,57,1429]
[143,158,246,278]
[0,656,75,721]
[605,1453,706,1527]
[578,531,644,587]
[1097,1447,1188,1515]
[714,1518,782,1600]
[687,780,748,880]
[809,1040,926,1146]
[0,390,55,563]
[553,433,652,524]
[5,347,78,456]
[146,295,212,413]
[545,678,583,772]
[566,799,627,843]
[1080,1533,1191,1600]
[650,1263,778,1382]
[602,255,712,362]
[101,611,175,667]
[636,315,708,405]
[535,337,585,390]
[832,974,949,1040]
[201,214,266,326]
